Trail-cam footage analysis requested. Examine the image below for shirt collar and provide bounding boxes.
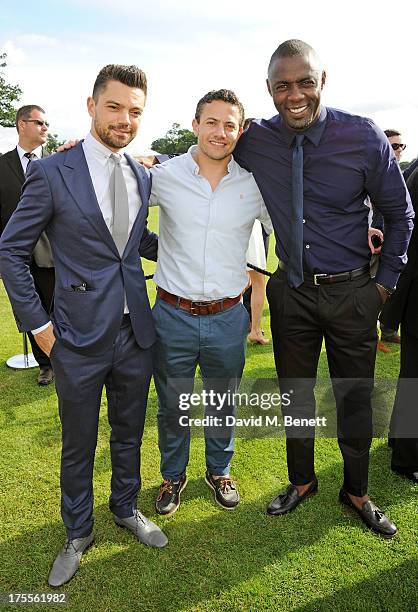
[186,144,236,176]
[17,143,43,160]
[83,131,126,162]
[272,106,328,147]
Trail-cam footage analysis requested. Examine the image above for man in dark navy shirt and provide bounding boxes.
[234,39,414,537]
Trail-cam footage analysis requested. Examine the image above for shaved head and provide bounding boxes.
[268,39,322,78]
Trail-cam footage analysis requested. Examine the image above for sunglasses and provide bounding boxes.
[22,119,50,128]
[391,143,406,151]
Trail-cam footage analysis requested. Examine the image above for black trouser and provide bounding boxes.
[28,263,55,367]
[389,331,418,471]
[267,268,380,497]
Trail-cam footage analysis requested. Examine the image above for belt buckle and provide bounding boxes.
[189,302,199,316]
[313,273,328,286]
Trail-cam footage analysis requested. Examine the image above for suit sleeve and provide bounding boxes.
[379,168,418,328]
[0,161,54,331]
[139,221,158,262]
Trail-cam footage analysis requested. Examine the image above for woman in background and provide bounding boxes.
[246,219,271,345]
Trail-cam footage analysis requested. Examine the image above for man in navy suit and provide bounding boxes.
[0,64,167,587]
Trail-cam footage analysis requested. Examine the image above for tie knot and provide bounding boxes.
[24,152,36,161]
[294,134,304,147]
[110,153,122,165]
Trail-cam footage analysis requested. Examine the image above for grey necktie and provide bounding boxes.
[24,152,36,175]
[109,153,129,256]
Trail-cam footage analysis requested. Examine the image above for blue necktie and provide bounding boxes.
[288,134,305,288]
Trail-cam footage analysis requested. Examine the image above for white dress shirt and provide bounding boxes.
[33,132,140,333]
[17,144,43,173]
[82,132,141,237]
[150,145,271,301]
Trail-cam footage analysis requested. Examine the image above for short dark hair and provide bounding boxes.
[16,104,45,132]
[243,117,255,131]
[195,89,245,127]
[92,64,147,101]
[384,129,401,138]
[268,39,320,76]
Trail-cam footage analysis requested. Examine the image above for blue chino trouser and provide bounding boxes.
[152,297,249,480]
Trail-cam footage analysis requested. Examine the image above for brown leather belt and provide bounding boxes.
[157,287,241,316]
[277,261,370,286]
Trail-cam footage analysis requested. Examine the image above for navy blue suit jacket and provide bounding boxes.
[0,142,157,353]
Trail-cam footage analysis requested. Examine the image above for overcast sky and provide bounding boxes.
[1,0,417,160]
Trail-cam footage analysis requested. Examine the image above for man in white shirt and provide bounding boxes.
[150,90,271,515]
[0,105,55,385]
[0,64,167,587]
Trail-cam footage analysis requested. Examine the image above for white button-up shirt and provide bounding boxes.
[82,132,141,236]
[150,145,271,301]
[17,144,42,173]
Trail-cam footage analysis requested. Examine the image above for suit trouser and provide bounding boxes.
[152,298,249,481]
[50,315,152,539]
[389,331,418,471]
[267,269,380,497]
[27,263,55,368]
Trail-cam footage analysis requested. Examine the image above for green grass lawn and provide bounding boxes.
[0,208,417,611]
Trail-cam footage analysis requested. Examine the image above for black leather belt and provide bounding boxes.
[277,261,370,286]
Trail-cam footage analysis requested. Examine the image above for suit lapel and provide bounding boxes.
[58,143,119,256]
[6,148,25,183]
[124,154,149,254]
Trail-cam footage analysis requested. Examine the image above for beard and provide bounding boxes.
[94,119,135,149]
[283,100,320,131]
[287,117,314,131]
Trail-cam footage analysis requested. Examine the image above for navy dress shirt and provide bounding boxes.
[234,106,414,289]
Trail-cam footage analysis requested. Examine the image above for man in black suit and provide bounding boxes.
[0,104,55,385]
[380,168,418,483]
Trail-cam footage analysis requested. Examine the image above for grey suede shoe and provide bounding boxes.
[114,509,168,548]
[48,533,94,587]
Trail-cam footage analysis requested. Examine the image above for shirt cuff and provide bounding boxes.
[32,321,52,335]
[374,270,398,292]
